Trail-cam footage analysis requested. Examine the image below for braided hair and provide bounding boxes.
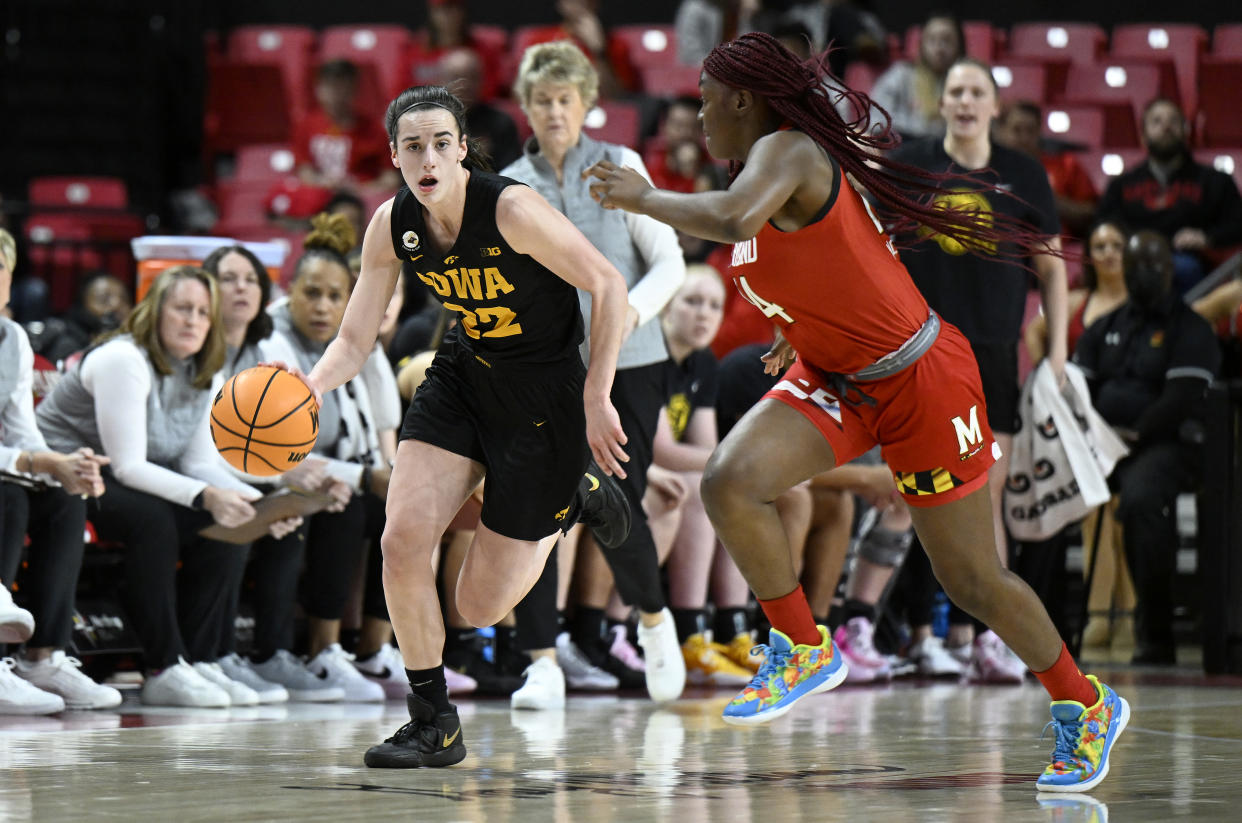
[702,33,1054,260]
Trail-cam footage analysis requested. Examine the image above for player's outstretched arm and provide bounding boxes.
[495,185,630,477]
[308,200,403,396]
[583,130,816,243]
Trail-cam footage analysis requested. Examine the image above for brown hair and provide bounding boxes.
[293,212,357,285]
[101,265,225,390]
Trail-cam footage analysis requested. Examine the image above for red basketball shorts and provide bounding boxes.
[765,323,998,507]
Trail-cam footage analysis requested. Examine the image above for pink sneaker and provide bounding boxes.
[445,666,479,696]
[968,630,1027,684]
[609,624,646,673]
[833,617,890,683]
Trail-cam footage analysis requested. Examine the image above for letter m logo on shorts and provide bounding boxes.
[951,405,983,457]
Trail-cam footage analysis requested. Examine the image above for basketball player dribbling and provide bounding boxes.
[585,33,1127,792]
[287,86,633,768]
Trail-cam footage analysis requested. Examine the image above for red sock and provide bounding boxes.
[758,585,821,647]
[1033,643,1098,706]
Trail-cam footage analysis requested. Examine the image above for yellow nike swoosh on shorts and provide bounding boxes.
[585,473,600,492]
[443,727,460,748]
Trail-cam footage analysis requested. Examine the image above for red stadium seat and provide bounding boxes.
[1194,149,1242,191]
[1110,23,1206,114]
[1074,149,1147,196]
[233,144,298,182]
[24,214,107,312]
[226,25,317,121]
[1198,59,1242,147]
[1008,23,1106,65]
[1212,24,1242,57]
[29,176,129,209]
[642,64,703,99]
[903,20,999,63]
[469,24,508,55]
[491,98,531,144]
[1061,62,1166,149]
[319,24,413,101]
[613,24,678,70]
[213,180,275,236]
[204,60,292,153]
[1042,105,1105,149]
[582,101,641,148]
[991,61,1049,104]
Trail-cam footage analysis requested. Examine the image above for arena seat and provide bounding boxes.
[642,64,703,99]
[1197,59,1242,147]
[204,61,292,153]
[990,61,1049,104]
[233,144,298,183]
[226,25,317,121]
[1211,23,1242,57]
[319,24,412,101]
[1074,149,1147,195]
[1008,22,1107,64]
[1109,23,1206,114]
[28,177,129,210]
[613,24,678,71]
[582,101,641,149]
[1194,149,1242,191]
[1060,62,1166,149]
[23,214,106,313]
[1042,105,1106,150]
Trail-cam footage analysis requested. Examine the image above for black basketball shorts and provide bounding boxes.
[399,341,589,541]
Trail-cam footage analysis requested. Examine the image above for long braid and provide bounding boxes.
[702,33,1055,260]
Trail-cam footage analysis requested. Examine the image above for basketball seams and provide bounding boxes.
[242,370,281,472]
[210,413,317,449]
[211,366,318,477]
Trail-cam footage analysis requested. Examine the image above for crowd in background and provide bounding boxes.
[2,0,1241,714]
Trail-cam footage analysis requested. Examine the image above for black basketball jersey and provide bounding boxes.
[389,171,584,365]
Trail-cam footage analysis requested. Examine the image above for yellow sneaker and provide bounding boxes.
[724,632,763,673]
[682,632,754,686]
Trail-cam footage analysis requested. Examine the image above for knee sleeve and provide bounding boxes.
[857,525,913,568]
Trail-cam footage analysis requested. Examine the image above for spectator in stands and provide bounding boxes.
[294,60,400,195]
[889,57,1068,682]
[869,12,963,141]
[435,48,521,170]
[1074,230,1221,665]
[648,264,756,685]
[996,100,1098,238]
[41,272,130,365]
[675,1,757,66]
[523,0,641,97]
[405,0,504,102]
[242,215,401,703]
[644,96,709,195]
[1097,98,1242,296]
[784,0,887,78]
[34,266,274,708]
[502,41,686,708]
[0,229,119,715]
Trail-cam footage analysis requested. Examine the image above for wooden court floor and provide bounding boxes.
[2,663,1241,822]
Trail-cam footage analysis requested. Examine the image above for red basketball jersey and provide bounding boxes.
[727,162,931,374]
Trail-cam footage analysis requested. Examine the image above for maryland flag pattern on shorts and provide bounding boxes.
[894,467,967,497]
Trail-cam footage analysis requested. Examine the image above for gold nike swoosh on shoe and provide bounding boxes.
[585,473,600,492]
[533,420,546,427]
[443,727,460,747]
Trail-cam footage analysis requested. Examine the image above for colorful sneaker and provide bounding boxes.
[682,632,754,686]
[834,617,891,683]
[721,625,847,726]
[969,630,1027,684]
[1036,675,1130,793]
[608,624,645,673]
[723,632,762,673]
[364,694,466,768]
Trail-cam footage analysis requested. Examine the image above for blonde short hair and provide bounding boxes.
[0,228,15,271]
[103,265,225,390]
[514,40,599,112]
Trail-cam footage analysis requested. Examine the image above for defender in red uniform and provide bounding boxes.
[586,33,1128,793]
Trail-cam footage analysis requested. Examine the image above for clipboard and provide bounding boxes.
[198,487,338,544]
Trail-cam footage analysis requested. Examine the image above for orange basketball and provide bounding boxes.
[210,366,319,476]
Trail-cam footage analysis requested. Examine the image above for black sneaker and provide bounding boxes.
[576,460,632,549]
[364,694,466,768]
[443,633,525,696]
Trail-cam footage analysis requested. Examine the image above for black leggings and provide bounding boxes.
[247,494,370,658]
[89,477,249,669]
[0,483,86,649]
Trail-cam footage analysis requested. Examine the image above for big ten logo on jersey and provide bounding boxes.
[731,237,757,267]
[416,265,523,339]
[773,376,842,425]
[480,246,502,257]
